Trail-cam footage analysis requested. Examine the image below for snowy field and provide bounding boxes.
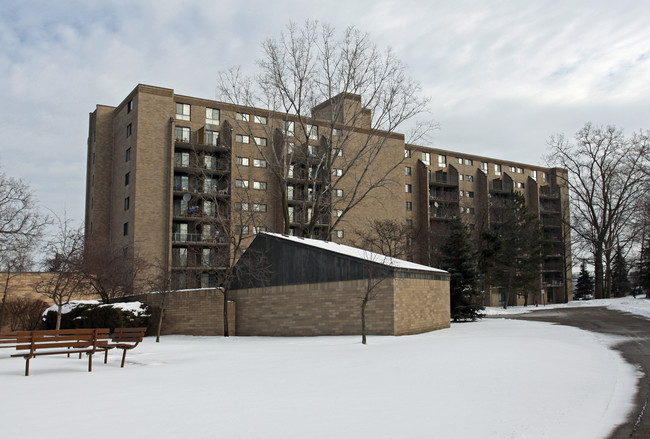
[485,295,650,319]
[0,316,641,438]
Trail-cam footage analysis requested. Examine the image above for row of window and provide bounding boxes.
[235,179,267,190]
[235,157,267,168]
[235,202,267,212]
[235,134,267,146]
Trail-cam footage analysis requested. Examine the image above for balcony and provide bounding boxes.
[429,173,458,186]
[171,233,228,244]
[430,191,459,202]
[539,186,560,199]
[490,181,513,193]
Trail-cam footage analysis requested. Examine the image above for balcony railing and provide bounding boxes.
[172,233,228,243]
[429,173,458,185]
[430,192,459,202]
[539,186,560,198]
[490,181,513,192]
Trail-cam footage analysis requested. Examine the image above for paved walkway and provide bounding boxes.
[503,307,649,439]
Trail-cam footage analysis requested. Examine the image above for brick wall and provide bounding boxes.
[130,288,235,336]
[230,279,396,336]
[393,277,450,335]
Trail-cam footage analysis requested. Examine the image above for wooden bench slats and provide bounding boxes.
[101,327,147,368]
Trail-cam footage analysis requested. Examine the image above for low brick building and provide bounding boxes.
[230,232,450,336]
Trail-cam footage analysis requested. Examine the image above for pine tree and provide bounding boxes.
[611,246,630,297]
[575,262,593,300]
[440,217,484,321]
[492,191,545,308]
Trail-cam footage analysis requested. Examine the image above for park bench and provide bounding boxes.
[100,327,147,368]
[12,328,110,376]
[0,332,19,349]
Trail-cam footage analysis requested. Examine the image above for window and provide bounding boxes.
[206,108,220,125]
[494,164,502,176]
[288,165,295,178]
[531,170,537,180]
[253,203,267,212]
[405,184,412,193]
[175,126,190,142]
[235,225,249,235]
[465,159,473,166]
[332,128,342,137]
[176,103,190,121]
[125,172,130,186]
[127,100,133,113]
[283,121,295,136]
[254,115,267,125]
[466,207,475,214]
[459,174,464,181]
[202,249,211,266]
[438,155,447,167]
[460,190,465,197]
[203,177,217,193]
[457,157,463,164]
[467,191,474,198]
[333,189,343,197]
[422,152,431,165]
[407,237,413,247]
[517,167,524,174]
[406,201,412,211]
[253,226,267,234]
[307,124,318,140]
[406,219,413,229]
[235,179,249,188]
[543,172,549,183]
[175,152,189,167]
[235,134,250,144]
[253,181,267,190]
[334,209,343,217]
[517,182,525,189]
[124,197,130,210]
[333,148,343,157]
[405,166,411,176]
[466,175,474,182]
[253,159,267,168]
[204,130,219,146]
[204,156,217,170]
[287,142,295,154]
[236,112,249,122]
[235,202,249,211]
[405,149,412,158]
[126,123,132,137]
[123,222,129,236]
[173,248,188,267]
[509,166,516,173]
[253,137,267,146]
[332,168,343,177]
[334,230,344,238]
[481,162,488,172]
[125,148,131,162]
[174,175,188,191]
[236,157,249,166]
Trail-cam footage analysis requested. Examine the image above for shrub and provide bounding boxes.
[43,301,150,331]
[6,298,49,331]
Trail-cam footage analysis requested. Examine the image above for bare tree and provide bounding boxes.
[5,297,48,331]
[360,253,391,345]
[354,219,413,259]
[35,217,85,330]
[547,123,649,298]
[0,165,47,328]
[217,21,432,239]
[80,246,147,304]
[146,262,178,342]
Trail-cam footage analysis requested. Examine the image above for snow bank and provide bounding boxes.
[0,319,637,439]
[485,296,650,320]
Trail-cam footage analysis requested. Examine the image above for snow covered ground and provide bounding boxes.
[485,295,650,320]
[0,317,640,438]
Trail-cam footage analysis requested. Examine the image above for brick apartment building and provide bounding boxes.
[85,84,571,307]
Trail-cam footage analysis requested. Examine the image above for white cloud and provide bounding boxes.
[0,0,648,225]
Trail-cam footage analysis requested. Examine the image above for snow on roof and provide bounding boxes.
[262,232,447,274]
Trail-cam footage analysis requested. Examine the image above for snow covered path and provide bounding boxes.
[0,319,638,439]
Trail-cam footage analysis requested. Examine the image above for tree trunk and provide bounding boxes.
[56,306,62,330]
[0,275,9,329]
[223,290,229,337]
[361,299,367,345]
[594,248,604,299]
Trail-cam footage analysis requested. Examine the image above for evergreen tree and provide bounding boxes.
[611,246,630,297]
[575,262,593,300]
[440,217,484,321]
[492,191,545,308]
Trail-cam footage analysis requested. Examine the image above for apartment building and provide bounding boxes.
[86,84,571,306]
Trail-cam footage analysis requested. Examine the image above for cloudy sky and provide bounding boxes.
[1,0,649,224]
